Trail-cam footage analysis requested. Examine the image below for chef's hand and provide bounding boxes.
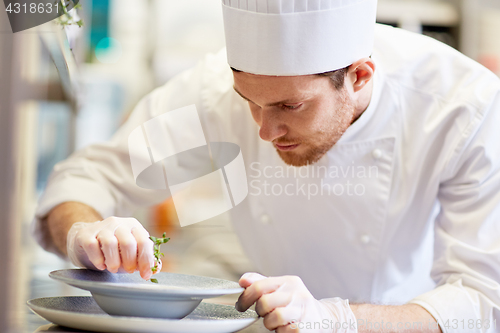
[66,217,159,280]
[236,273,357,333]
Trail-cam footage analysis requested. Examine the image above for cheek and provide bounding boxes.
[249,103,261,125]
[294,101,347,136]
[290,105,327,134]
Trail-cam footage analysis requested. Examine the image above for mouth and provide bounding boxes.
[274,143,300,151]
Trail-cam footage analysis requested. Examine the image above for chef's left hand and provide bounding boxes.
[236,273,357,333]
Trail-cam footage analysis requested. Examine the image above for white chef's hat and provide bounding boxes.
[222,0,378,76]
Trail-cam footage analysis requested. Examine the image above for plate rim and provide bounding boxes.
[49,269,245,297]
[27,296,258,333]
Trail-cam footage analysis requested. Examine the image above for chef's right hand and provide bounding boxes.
[66,217,159,280]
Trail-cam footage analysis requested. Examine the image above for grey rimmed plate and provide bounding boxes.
[28,296,258,333]
[49,269,244,319]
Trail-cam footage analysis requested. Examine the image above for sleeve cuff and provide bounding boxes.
[407,279,482,333]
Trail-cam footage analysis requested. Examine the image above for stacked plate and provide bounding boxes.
[28,269,258,333]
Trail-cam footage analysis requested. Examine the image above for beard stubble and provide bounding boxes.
[275,88,356,167]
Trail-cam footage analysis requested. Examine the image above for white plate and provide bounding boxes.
[49,269,245,318]
[28,296,258,333]
[49,269,244,298]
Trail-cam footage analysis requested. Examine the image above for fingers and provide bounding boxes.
[255,292,298,331]
[97,228,120,273]
[114,225,138,273]
[235,275,317,332]
[255,292,292,317]
[239,272,267,288]
[276,324,298,333]
[154,258,163,274]
[133,227,154,280]
[263,305,301,331]
[236,274,282,312]
[69,217,158,280]
[76,230,106,270]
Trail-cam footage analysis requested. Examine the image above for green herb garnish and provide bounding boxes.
[54,1,84,28]
[149,232,170,283]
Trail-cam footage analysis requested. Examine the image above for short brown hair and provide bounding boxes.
[316,66,349,90]
[230,65,349,90]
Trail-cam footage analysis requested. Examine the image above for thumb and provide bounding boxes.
[239,272,267,288]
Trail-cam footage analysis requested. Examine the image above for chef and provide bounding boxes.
[33,0,500,332]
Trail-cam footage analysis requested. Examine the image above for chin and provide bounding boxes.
[276,149,325,167]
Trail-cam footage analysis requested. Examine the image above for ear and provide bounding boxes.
[347,58,375,93]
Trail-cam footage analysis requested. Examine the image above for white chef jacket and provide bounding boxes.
[34,24,500,332]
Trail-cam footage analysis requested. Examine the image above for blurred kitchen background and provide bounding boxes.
[1,0,500,332]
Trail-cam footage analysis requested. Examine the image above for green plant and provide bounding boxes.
[54,0,84,28]
[149,232,170,283]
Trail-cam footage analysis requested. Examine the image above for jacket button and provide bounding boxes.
[372,149,382,159]
[360,234,371,244]
[260,214,271,225]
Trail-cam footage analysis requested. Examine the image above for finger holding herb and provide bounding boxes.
[149,232,170,283]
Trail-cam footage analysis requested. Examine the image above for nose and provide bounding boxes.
[258,109,287,142]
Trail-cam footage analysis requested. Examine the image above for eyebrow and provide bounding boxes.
[232,85,303,107]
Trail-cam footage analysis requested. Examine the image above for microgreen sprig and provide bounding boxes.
[149,232,170,283]
[54,1,84,28]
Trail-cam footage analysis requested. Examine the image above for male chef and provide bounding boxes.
[33,0,500,332]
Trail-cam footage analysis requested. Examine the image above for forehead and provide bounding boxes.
[233,71,315,85]
[232,71,330,96]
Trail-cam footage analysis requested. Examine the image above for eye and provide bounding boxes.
[281,103,302,110]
